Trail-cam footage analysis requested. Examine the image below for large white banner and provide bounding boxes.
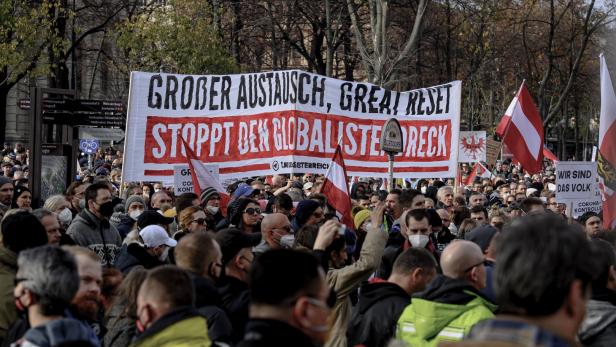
[123,70,461,184]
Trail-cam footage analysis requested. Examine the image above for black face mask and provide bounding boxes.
[98,201,115,218]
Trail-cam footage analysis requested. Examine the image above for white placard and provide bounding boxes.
[571,184,602,218]
[173,165,219,195]
[458,131,486,162]
[555,161,597,202]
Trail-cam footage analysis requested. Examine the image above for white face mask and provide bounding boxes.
[279,234,295,249]
[206,206,219,215]
[158,247,170,262]
[421,186,427,194]
[154,188,161,193]
[58,208,73,225]
[129,209,144,221]
[409,234,429,248]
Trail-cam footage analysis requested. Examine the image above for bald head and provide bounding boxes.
[440,240,486,289]
[261,213,291,248]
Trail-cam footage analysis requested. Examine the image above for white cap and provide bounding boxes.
[526,188,538,197]
[303,182,314,190]
[139,225,177,248]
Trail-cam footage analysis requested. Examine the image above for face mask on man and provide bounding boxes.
[129,209,144,221]
[97,201,115,218]
[158,247,170,262]
[58,208,73,226]
[206,206,219,215]
[409,234,429,248]
[279,234,295,249]
[421,186,427,194]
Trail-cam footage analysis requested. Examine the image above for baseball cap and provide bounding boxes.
[303,182,314,191]
[215,228,261,265]
[139,225,177,248]
[233,183,257,199]
[137,210,175,229]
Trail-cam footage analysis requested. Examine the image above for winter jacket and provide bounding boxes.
[103,304,135,347]
[578,288,616,347]
[217,275,250,344]
[66,209,122,266]
[114,243,164,275]
[130,307,210,347]
[236,319,318,347]
[346,282,410,347]
[396,275,496,347]
[325,224,388,347]
[190,274,232,344]
[17,317,100,347]
[439,317,574,347]
[378,239,439,280]
[0,246,17,344]
[116,215,137,240]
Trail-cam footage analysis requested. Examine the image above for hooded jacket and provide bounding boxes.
[578,287,616,347]
[18,317,100,347]
[130,307,210,347]
[114,243,164,275]
[66,209,122,266]
[190,274,232,344]
[325,224,388,347]
[396,275,496,347]
[346,282,410,347]
[0,246,16,343]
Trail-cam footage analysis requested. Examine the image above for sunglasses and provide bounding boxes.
[192,218,207,225]
[463,260,489,273]
[244,207,261,215]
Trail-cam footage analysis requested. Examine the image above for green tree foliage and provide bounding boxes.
[116,0,236,75]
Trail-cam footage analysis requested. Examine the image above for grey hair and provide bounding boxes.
[43,195,68,212]
[17,245,80,316]
[437,186,454,200]
[31,208,55,222]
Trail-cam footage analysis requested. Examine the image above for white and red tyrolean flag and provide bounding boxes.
[180,136,230,214]
[321,145,354,230]
[597,54,616,230]
[496,82,544,173]
[464,162,491,186]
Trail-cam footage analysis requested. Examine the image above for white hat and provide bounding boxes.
[303,182,314,190]
[526,188,538,197]
[139,225,177,248]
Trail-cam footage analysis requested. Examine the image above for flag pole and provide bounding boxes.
[497,80,526,164]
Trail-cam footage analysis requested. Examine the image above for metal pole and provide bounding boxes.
[388,152,394,192]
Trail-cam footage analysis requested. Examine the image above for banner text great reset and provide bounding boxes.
[123,70,461,184]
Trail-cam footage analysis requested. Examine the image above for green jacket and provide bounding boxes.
[396,275,497,347]
[0,246,17,342]
[131,307,211,347]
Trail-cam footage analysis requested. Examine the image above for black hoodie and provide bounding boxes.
[346,282,410,347]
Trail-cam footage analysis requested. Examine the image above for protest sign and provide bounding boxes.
[458,131,486,162]
[485,138,500,166]
[571,184,602,218]
[555,161,597,203]
[123,70,461,184]
[173,165,219,195]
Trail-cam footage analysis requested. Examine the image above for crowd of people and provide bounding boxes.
[0,142,613,347]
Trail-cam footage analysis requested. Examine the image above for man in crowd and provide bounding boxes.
[12,246,99,346]
[215,228,260,343]
[253,213,292,257]
[150,190,172,211]
[520,197,545,214]
[0,176,13,218]
[200,187,223,224]
[384,189,403,231]
[0,212,48,345]
[579,211,603,238]
[446,213,596,347]
[347,248,438,347]
[436,186,454,211]
[468,192,486,208]
[379,209,439,279]
[238,249,331,347]
[67,183,122,266]
[132,266,211,347]
[469,206,488,225]
[32,208,62,246]
[396,240,496,346]
[115,225,176,274]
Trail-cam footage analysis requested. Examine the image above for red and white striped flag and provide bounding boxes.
[180,136,230,214]
[464,162,491,186]
[598,54,616,230]
[543,145,558,163]
[496,82,544,173]
[321,145,354,230]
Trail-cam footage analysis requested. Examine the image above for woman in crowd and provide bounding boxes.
[43,194,73,229]
[11,186,31,210]
[175,205,208,240]
[104,268,147,347]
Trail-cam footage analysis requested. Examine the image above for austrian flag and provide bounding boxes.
[321,145,354,230]
[598,54,616,230]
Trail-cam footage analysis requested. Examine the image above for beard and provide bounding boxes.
[70,292,100,321]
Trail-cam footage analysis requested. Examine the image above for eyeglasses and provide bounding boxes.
[14,277,28,286]
[463,259,488,273]
[244,208,261,215]
[191,218,206,225]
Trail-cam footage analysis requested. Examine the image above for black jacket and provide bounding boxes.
[189,274,232,344]
[114,243,164,275]
[236,319,317,347]
[217,275,250,344]
[346,282,410,347]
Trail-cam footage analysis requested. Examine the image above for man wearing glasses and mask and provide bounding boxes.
[253,213,293,257]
